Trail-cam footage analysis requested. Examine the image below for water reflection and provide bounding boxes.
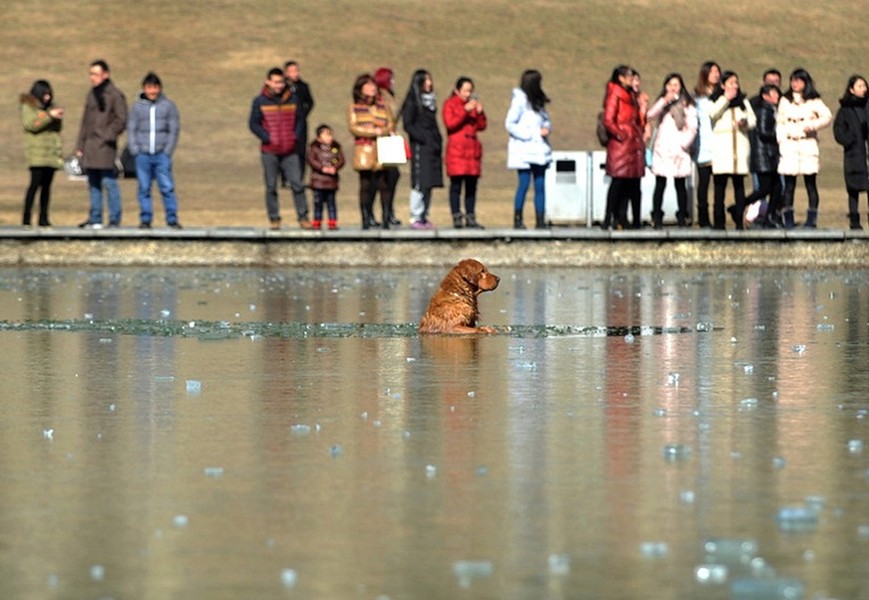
[1,267,868,598]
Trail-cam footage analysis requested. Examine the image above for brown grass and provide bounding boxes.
[1,0,866,228]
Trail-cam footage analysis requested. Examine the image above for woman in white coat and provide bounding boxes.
[709,70,756,230]
[776,68,832,228]
[647,73,698,228]
[505,69,552,229]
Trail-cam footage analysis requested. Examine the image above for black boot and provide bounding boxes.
[849,213,862,230]
[535,212,548,230]
[514,210,525,230]
[361,206,380,230]
[783,210,795,229]
[803,209,817,229]
[465,214,484,229]
[452,213,464,228]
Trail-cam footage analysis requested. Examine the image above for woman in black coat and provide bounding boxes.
[833,75,869,230]
[402,69,444,229]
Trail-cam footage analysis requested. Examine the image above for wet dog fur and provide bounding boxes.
[419,259,500,334]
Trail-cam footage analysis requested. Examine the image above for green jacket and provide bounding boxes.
[21,94,63,169]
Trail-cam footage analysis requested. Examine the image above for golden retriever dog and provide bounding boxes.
[419,259,500,334]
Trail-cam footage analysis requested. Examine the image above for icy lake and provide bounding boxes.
[1,266,868,599]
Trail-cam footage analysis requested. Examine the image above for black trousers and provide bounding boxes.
[23,166,55,226]
[712,174,745,229]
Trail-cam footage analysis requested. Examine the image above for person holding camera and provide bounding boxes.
[443,76,487,228]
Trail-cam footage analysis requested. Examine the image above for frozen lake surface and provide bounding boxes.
[1,266,868,599]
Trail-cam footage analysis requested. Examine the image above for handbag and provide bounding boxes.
[353,142,377,171]
[376,135,408,166]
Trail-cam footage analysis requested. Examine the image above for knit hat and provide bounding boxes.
[374,67,393,93]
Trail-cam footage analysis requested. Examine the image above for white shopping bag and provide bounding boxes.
[376,136,407,166]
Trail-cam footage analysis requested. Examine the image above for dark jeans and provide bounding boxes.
[695,163,712,227]
[713,174,745,229]
[449,175,479,216]
[312,189,337,221]
[23,166,55,225]
[261,152,308,222]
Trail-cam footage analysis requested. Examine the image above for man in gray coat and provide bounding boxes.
[76,59,127,228]
[127,72,182,229]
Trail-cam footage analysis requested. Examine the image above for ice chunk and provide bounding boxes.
[290,424,312,436]
[173,514,189,528]
[848,439,864,453]
[204,467,224,478]
[547,554,570,576]
[680,490,696,504]
[791,344,807,354]
[704,538,758,564]
[695,322,714,332]
[662,444,691,461]
[281,568,298,588]
[329,445,343,458]
[667,372,680,386]
[776,505,819,532]
[695,563,728,584]
[624,333,635,344]
[452,560,493,588]
[42,428,54,440]
[185,380,201,394]
[639,541,668,558]
[425,465,437,479]
[90,564,104,581]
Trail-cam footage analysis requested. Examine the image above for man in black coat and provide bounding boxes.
[745,85,782,228]
[284,60,314,178]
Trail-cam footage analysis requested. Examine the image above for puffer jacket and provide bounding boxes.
[647,96,697,179]
[602,81,645,178]
[749,100,779,174]
[776,94,832,175]
[21,94,63,169]
[443,92,487,177]
[306,139,345,190]
[709,93,756,175]
[249,85,298,156]
[505,88,552,169]
[127,91,180,156]
[76,79,127,170]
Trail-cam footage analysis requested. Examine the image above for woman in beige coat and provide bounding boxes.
[709,71,756,229]
[776,68,832,228]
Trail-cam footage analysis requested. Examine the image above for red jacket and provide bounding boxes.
[249,86,298,156]
[443,92,487,177]
[603,81,645,179]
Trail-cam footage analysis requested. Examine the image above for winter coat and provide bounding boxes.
[290,78,314,156]
[348,97,394,172]
[443,92,487,177]
[749,100,779,174]
[505,88,552,170]
[127,91,180,157]
[693,94,715,165]
[20,94,63,169]
[249,85,299,156]
[647,96,697,179]
[602,81,645,179]
[76,79,127,170]
[709,93,756,175]
[776,94,832,175]
[833,95,869,191]
[403,98,444,190]
[306,139,345,190]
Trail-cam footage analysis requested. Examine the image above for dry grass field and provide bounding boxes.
[2,0,867,229]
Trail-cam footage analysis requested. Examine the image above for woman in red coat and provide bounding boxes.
[443,76,487,228]
[602,65,646,229]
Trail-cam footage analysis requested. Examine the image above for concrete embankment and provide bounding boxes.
[2,226,868,268]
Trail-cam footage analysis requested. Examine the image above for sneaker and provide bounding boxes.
[107,222,120,229]
[410,220,428,230]
[269,219,282,231]
[423,219,436,230]
[79,220,102,229]
[139,222,152,229]
[168,223,183,230]
[298,217,314,230]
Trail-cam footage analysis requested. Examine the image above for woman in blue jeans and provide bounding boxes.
[505,69,552,229]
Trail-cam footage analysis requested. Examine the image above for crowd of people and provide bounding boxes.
[18,59,869,231]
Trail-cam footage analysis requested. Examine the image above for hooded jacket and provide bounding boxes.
[443,92,487,177]
[20,93,63,169]
[505,87,552,170]
[127,91,180,156]
[602,81,645,178]
[833,95,869,191]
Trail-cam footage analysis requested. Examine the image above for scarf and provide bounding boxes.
[92,79,110,112]
[421,91,437,112]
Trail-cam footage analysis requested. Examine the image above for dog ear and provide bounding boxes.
[457,259,483,285]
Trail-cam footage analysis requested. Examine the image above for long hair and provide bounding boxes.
[520,69,549,112]
[840,74,868,105]
[609,65,632,85]
[657,73,695,106]
[785,68,821,101]
[352,73,376,104]
[29,80,53,108]
[400,69,432,117]
[693,61,720,97]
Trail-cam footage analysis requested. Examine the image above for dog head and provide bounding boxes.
[455,259,500,293]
